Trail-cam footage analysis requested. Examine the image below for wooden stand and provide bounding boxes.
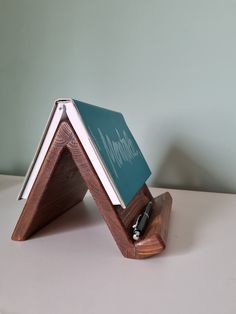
[12,119,172,259]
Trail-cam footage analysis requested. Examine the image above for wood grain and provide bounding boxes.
[12,119,172,259]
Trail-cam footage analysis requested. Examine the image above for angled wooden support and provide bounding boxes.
[12,119,172,259]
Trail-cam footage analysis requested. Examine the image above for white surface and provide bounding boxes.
[0,175,236,314]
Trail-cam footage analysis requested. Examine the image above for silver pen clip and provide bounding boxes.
[132,214,142,230]
[132,214,142,241]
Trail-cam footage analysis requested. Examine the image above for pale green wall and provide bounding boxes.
[1,0,236,193]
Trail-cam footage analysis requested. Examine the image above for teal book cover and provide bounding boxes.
[73,99,151,207]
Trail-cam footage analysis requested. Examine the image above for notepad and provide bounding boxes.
[18,99,151,208]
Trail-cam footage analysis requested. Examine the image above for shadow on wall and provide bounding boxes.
[0,160,27,177]
[151,144,233,194]
[150,144,235,258]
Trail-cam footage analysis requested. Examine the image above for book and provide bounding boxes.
[18,98,151,208]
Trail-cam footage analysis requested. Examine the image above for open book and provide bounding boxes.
[18,98,151,208]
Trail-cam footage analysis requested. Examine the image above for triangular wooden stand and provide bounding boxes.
[12,119,172,259]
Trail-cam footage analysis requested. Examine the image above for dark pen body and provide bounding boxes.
[133,201,152,240]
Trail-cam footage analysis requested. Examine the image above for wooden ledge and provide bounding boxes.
[133,192,172,259]
[12,119,172,259]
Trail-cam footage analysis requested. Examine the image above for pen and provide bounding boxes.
[132,201,152,241]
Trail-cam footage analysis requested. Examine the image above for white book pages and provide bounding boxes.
[18,103,64,200]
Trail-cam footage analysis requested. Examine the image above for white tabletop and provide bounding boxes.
[0,174,235,314]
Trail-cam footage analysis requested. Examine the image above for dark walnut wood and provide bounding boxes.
[12,119,172,259]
